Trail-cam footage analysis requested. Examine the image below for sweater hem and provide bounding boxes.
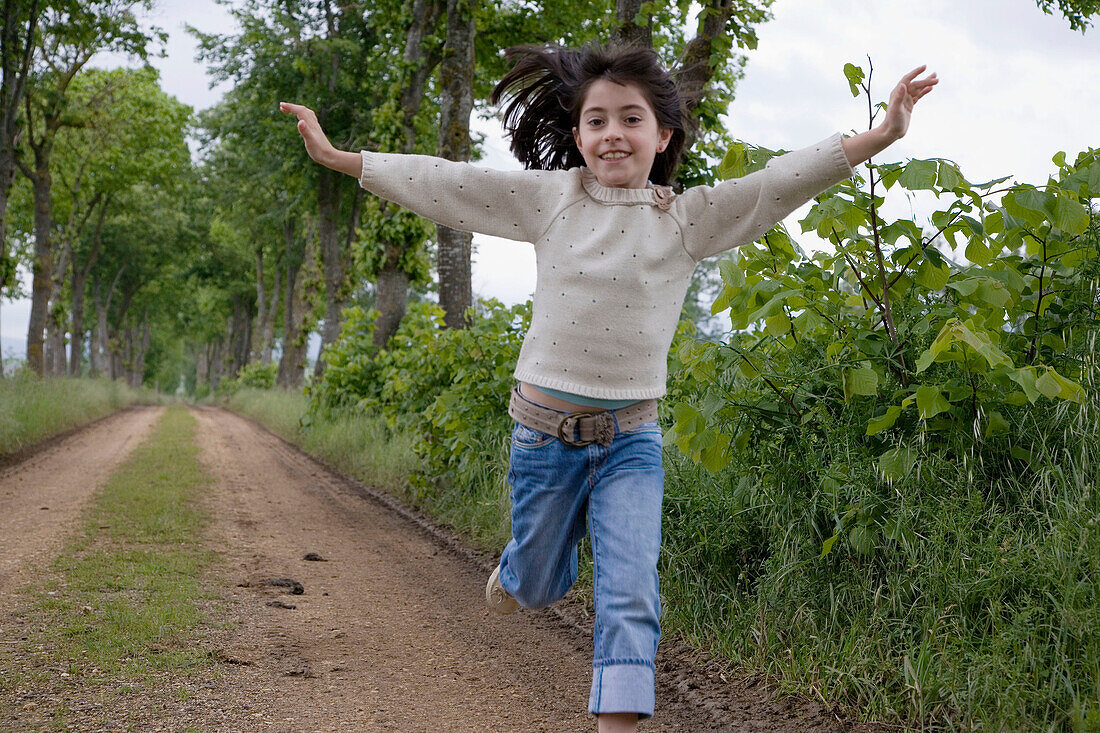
[513,369,666,401]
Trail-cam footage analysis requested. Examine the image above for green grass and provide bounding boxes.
[0,371,156,456]
[1,406,218,705]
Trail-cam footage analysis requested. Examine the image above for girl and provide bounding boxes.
[282,44,936,732]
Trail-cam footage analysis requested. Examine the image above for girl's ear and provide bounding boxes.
[656,126,673,154]
[572,126,583,153]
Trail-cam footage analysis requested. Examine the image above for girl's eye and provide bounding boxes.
[587,118,604,127]
[625,116,642,124]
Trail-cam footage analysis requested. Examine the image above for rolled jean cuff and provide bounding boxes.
[588,662,655,719]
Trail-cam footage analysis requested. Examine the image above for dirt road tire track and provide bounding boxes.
[0,406,166,598]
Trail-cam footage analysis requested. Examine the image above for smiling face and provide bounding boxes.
[572,79,673,190]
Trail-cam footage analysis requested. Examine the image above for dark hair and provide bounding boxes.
[489,44,691,186]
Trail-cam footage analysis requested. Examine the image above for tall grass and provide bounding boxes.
[228,388,421,498]
[0,372,153,456]
[657,352,1100,730]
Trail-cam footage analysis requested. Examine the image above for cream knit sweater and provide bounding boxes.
[359,133,854,400]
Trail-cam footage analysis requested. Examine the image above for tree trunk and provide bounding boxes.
[252,247,266,362]
[70,266,87,375]
[24,148,52,375]
[373,252,410,348]
[276,254,305,389]
[0,0,38,300]
[367,0,443,346]
[262,263,280,365]
[436,0,475,330]
[315,164,346,379]
[277,221,318,389]
[612,0,651,47]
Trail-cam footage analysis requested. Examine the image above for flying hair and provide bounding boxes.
[489,44,692,186]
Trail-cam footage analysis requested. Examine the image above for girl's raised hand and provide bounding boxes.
[879,66,938,142]
[279,102,363,178]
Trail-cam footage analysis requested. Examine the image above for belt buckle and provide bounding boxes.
[557,412,594,447]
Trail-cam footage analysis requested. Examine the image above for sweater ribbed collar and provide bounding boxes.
[580,168,676,210]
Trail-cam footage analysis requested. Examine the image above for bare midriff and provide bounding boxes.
[519,382,605,413]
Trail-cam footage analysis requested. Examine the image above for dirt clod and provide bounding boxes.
[262,577,304,594]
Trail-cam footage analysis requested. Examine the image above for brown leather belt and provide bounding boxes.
[508,385,659,448]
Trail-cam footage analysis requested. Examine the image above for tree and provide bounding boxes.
[0,0,39,367]
[17,0,162,375]
[43,66,190,375]
[1034,0,1100,30]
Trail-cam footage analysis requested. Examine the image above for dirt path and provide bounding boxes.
[0,406,165,598]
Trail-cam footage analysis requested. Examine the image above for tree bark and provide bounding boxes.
[373,251,411,349]
[436,0,475,330]
[612,0,651,47]
[277,219,318,389]
[369,0,444,347]
[0,0,38,298]
[314,163,346,379]
[23,144,53,375]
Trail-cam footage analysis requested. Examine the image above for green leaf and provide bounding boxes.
[1009,367,1040,403]
[898,160,938,190]
[985,411,1009,436]
[1039,368,1085,402]
[843,365,879,401]
[947,278,981,297]
[718,141,750,180]
[843,63,865,97]
[717,258,744,286]
[765,311,791,336]
[867,405,903,435]
[915,259,950,291]
[965,237,993,266]
[879,446,917,480]
[937,161,963,189]
[1035,369,1062,398]
[915,385,951,419]
[1049,194,1089,235]
[821,532,840,558]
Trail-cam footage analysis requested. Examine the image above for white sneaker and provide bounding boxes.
[486,565,519,614]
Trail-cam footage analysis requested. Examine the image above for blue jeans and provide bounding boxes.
[497,416,664,718]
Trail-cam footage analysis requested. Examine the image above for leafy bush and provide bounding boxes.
[660,71,1099,728]
[312,299,529,546]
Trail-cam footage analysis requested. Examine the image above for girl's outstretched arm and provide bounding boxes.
[840,66,938,167]
[280,102,363,178]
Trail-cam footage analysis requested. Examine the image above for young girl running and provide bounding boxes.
[282,43,935,732]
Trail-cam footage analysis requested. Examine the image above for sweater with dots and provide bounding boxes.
[358,132,854,400]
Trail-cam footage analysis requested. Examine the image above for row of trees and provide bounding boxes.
[1,0,1096,391]
[187,0,775,391]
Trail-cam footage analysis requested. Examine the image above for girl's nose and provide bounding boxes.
[603,123,623,141]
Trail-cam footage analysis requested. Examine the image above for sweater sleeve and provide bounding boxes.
[359,151,571,243]
[675,133,855,262]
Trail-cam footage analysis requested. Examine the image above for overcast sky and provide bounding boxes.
[3,0,1098,357]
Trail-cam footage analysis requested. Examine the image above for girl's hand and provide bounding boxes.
[878,66,938,142]
[279,102,363,178]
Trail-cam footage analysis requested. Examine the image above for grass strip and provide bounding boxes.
[1,406,218,723]
[0,373,156,456]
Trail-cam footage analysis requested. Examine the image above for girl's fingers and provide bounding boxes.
[900,65,927,84]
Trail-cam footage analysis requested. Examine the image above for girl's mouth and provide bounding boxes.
[600,151,630,160]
